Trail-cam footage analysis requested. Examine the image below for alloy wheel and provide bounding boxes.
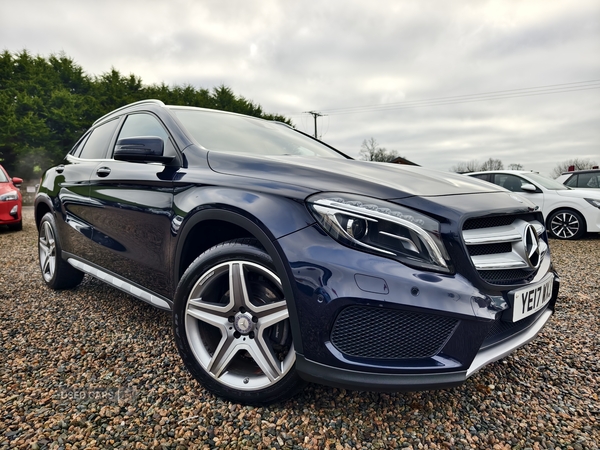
[39,221,57,282]
[550,212,580,239]
[184,260,295,391]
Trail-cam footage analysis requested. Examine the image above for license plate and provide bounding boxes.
[511,274,554,322]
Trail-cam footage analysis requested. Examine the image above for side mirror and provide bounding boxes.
[521,183,537,193]
[114,136,174,164]
[11,177,23,187]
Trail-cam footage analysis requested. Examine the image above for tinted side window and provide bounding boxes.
[564,175,578,187]
[116,113,176,157]
[578,173,599,188]
[492,174,524,192]
[79,119,119,160]
[470,174,490,182]
[70,133,90,158]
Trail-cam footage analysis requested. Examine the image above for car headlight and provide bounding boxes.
[585,198,600,209]
[0,190,18,201]
[307,193,452,273]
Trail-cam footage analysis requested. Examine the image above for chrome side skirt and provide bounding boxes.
[67,258,172,311]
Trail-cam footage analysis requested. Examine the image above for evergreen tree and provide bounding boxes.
[0,50,292,178]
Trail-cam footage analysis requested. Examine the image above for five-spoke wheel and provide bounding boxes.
[38,213,84,289]
[173,239,303,404]
[39,219,57,283]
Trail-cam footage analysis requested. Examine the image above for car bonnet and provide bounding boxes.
[207,152,504,199]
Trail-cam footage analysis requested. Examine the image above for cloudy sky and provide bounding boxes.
[2,0,599,176]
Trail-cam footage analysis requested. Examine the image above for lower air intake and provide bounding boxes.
[330,306,458,360]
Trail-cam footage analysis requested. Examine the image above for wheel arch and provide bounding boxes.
[174,208,305,353]
[34,195,54,230]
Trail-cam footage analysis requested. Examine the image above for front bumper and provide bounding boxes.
[0,201,21,224]
[295,307,555,391]
[277,224,559,390]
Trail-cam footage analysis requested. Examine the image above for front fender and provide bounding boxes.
[172,187,318,354]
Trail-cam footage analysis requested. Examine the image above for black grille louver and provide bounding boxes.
[479,269,536,285]
[467,242,512,256]
[463,216,515,230]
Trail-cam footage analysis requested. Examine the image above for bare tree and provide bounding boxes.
[551,158,599,178]
[480,158,504,171]
[451,158,505,173]
[450,160,483,173]
[508,163,524,170]
[359,137,399,162]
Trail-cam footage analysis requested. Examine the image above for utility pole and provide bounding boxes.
[305,111,324,139]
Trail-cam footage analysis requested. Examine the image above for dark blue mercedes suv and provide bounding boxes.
[35,100,559,404]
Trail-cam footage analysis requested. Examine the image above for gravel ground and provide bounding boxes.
[1,208,598,450]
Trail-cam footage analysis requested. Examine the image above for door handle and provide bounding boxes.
[55,165,65,174]
[96,167,111,177]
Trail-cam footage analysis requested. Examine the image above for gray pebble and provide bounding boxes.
[1,210,598,449]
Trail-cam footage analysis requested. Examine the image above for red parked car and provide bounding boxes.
[0,165,23,231]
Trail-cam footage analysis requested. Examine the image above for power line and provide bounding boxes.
[329,85,600,115]
[320,79,600,113]
[295,80,600,117]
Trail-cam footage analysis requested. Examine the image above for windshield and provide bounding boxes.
[526,173,570,190]
[171,108,347,159]
[0,168,8,183]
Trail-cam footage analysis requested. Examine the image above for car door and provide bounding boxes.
[52,118,121,259]
[86,112,180,298]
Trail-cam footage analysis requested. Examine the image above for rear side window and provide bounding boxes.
[79,119,119,160]
[70,133,90,158]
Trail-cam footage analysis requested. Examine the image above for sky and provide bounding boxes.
[1,0,599,176]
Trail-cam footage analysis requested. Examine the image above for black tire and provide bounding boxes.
[8,220,22,231]
[38,212,84,289]
[547,209,586,240]
[173,238,305,405]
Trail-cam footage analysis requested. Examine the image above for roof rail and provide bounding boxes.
[93,99,166,125]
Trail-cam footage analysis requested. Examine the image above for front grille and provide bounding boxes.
[330,306,458,360]
[461,214,547,286]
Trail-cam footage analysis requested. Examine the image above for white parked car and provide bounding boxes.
[467,170,600,240]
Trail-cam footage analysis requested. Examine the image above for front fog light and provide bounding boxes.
[307,193,452,273]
